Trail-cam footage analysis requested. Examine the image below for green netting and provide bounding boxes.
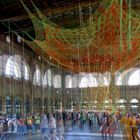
[18,0,140,74]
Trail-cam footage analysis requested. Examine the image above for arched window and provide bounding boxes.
[53,75,61,88]
[47,69,52,86]
[79,77,88,88]
[97,73,109,86]
[117,76,122,85]
[12,55,30,80]
[128,69,140,85]
[115,72,122,85]
[70,76,78,88]
[104,77,109,86]
[89,75,97,87]
[33,68,41,85]
[43,72,47,87]
[79,74,97,88]
[65,75,72,88]
[115,69,134,86]
[22,61,30,80]
[6,57,21,78]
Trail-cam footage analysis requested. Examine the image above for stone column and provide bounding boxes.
[2,77,5,112]
[30,81,33,114]
[11,96,14,114]
[20,79,24,114]
[41,87,44,114]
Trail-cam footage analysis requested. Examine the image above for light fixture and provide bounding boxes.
[6,35,10,43]
[49,56,52,60]
[38,56,41,60]
[17,35,21,43]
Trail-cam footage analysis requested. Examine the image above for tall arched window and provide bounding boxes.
[79,77,88,88]
[88,74,98,87]
[12,55,30,80]
[104,77,109,86]
[6,57,21,78]
[128,69,140,85]
[115,69,134,86]
[33,68,41,85]
[115,72,122,85]
[43,72,47,87]
[47,69,52,86]
[53,75,61,88]
[22,61,30,80]
[65,75,72,88]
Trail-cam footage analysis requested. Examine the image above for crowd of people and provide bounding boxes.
[0,111,139,140]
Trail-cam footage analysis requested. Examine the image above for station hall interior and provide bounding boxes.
[0,0,140,140]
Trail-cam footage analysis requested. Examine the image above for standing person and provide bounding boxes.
[120,114,133,140]
[136,115,140,138]
[0,115,4,139]
[71,112,74,125]
[120,115,129,140]
[74,112,77,124]
[107,115,117,140]
[57,115,64,140]
[48,114,58,140]
[93,112,96,126]
[99,115,109,140]
[80,112,84,126]
[8,118,14,132]
[131,115,140,140]
[26,115,35,135]
[34,114,41,133]
[62,111,66,126]
[12,118,18,133]
[40,114,48,140]
[2,116,8,132]
[18,116,26,135]
[126,114,133,140]
[48,114,56,130]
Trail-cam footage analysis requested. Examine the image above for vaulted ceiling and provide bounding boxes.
[0,0,102,34]
[0,0,139,36]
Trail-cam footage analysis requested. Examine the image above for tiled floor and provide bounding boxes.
[1,124,124,140]
[2,135,123,140]
[2,133,124,140]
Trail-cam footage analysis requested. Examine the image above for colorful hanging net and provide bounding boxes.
[20,0,140,74]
